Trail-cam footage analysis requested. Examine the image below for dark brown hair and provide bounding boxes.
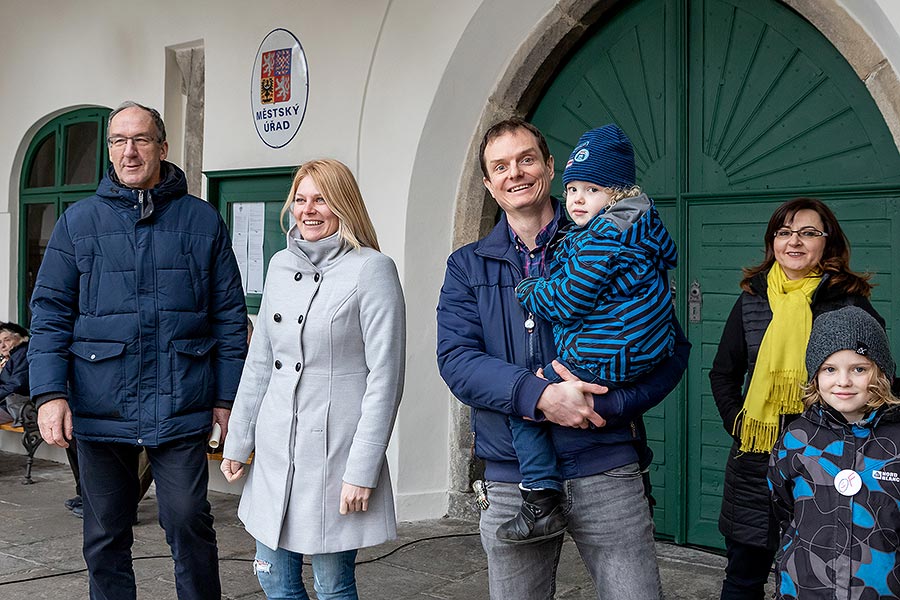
[479,118,551,178]
[741,197,871,296]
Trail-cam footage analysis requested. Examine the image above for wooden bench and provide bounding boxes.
[0,399,44,484]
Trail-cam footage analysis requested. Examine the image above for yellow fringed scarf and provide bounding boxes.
[736,263,821,452]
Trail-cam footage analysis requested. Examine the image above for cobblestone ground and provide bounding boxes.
[0,451,770,599]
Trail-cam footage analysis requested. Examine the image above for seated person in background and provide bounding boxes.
[0,322,30,425]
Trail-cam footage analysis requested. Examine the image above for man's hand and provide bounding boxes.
[212,407,231,446]
[220,458,246,483]
[535,361,607,429]
[339,482,372,515]
[37,398,73,448]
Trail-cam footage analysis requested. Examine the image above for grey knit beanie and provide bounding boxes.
[805,306,895,381]
[562,124,636,188]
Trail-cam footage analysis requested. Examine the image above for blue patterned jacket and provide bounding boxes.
[516,194,677,382]
[769,403,900,599]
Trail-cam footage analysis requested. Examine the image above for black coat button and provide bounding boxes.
[294,272,302,281]
[297,315,304,324]
[314,274,320,282]
[274,313,282,322]
[274,360,282,369]
[295,362,302,372]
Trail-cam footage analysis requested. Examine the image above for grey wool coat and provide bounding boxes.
[224,228,406,554]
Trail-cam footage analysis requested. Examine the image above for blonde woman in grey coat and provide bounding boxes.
[221,159,406,600]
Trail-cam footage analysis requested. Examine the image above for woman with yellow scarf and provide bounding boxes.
[709,197,883,600]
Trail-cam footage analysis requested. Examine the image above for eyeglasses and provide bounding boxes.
[107,135,159,148]
[773,227,828,239]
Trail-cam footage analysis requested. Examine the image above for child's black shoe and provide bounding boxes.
[496,488,566,543]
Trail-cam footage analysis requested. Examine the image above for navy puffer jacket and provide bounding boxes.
[28,162,248,446]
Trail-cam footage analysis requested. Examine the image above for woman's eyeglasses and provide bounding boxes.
[773,227,828,239]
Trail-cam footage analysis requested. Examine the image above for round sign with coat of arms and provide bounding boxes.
[251,28,309,148]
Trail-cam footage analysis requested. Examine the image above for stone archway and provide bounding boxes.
[424,0,900,518]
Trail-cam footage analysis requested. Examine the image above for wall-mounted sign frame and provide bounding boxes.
[251,28,309,148]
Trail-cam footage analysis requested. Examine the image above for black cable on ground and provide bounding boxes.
[0,531,481,586]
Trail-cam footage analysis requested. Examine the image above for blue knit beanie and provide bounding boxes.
[562,124,636,189]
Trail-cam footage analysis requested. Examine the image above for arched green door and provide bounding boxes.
[18,108,111,325]
[532,0,900,548]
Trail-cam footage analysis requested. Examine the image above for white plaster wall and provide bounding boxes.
[357,0,484,519]
[0,0,494,520]
[840,0,900,75]
[402,0,558,515]
[0,0,390,319]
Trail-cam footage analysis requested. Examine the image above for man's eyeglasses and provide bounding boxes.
[773,227,828,239]
[107,135,159,148]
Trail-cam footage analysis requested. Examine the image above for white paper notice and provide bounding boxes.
[232,203,266,294]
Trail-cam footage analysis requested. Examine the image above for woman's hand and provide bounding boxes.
[340,482,372,514]
[220,459,246,483]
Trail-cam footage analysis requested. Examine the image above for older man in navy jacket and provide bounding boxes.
[28,101,247,600]
[437,118,690,600]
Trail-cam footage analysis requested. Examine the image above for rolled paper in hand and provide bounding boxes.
[209,422,222,449]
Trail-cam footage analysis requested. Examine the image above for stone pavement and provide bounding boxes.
[0,451,767,599]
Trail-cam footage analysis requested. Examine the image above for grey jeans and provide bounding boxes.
[480,463,662,600]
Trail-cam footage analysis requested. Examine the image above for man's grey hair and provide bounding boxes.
[108,101,167,142]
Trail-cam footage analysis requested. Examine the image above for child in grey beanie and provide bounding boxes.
[768,305,900,599]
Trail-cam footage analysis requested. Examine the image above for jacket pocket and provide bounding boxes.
[171,338,216,416]
[68,341,126,418]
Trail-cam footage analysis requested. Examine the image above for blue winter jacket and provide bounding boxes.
[769,403,900,599]
[436,208,690,483]
[517,194,677,382]
[28,162,248,446]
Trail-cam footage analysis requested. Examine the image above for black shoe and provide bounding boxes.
[71,505,83,519]
[496,488,567,543]
[64,496,82,511]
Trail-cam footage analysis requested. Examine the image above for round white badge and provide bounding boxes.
[574,148,590,162]
[251,28,309,148]
[834,469,862,497]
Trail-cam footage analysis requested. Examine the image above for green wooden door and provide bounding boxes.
[531,0,900,548]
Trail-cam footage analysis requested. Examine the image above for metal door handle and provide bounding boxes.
[689,280,702,323]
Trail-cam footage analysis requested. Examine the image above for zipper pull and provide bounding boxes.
[524,312,535,333]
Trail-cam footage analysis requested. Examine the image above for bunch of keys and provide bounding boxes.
[472,480,490,510]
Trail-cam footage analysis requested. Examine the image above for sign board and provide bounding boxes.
[251,28,309,148]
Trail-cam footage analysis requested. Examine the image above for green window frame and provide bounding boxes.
[206,167,296,314]
[18,107,111,323]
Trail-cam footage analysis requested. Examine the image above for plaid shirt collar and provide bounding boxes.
[507,198,563,278]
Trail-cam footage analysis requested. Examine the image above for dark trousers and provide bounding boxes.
[67,437,154,500]
[78,433,220,600]
[65,439,82,497]
[720,537,776,600]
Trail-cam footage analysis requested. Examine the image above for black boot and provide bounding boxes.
[496,488,567,543]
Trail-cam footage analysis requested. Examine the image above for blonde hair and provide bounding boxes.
[803,360,900,416]
[605,185,643,206]
[564,184,643,209]
[280,159,380,251]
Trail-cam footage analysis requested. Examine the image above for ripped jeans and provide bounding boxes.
[254,540,358,600]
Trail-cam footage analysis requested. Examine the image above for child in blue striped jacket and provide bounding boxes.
[498,124,678,543]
